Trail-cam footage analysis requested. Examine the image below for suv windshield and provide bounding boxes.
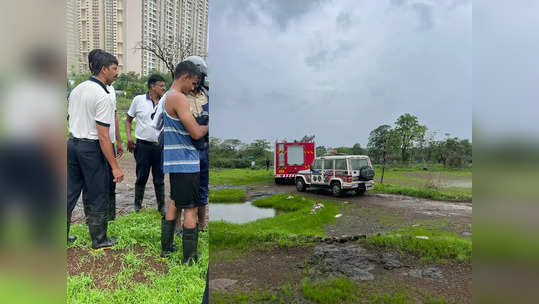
[350,158,369,170]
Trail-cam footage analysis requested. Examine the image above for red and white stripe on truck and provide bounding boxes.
[274,141,315,183]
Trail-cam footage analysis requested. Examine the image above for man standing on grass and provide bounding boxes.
[175,56,210,236]
[125,74,167,214]
[67,49,124,250]
[159,61,208,263]
[83,82,123,223]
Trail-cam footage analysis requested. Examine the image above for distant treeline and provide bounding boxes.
[211,114,471,169]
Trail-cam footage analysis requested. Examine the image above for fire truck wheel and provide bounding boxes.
[331,181,342,197]
[296,178,306,192]
[275,178,281,185]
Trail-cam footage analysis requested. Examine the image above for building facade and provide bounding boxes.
[67,0,208,76]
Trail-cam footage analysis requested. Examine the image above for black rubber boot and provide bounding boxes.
[160,218,176,260]
[108,192,116,221]
[154,183,166,216]
[83,192,90,225]
[134,184,145,212]
[67,221,77,243]
[88,212,117,251]
[182,226,199,265]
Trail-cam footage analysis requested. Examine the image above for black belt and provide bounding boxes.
[69,136,98,143]
[137,139,160,146]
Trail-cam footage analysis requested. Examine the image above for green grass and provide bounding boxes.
[209,189,246,202]
[372,165,472,202]
[301,277,356,304]
[210,168,274,185]
[67,210,208,304]
[366,225,472,263]
[252,193,309,211]
[372,183,472,202]
[212,284,298,304]
[210,194,338,250]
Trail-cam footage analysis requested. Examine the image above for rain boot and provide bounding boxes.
[67,221,77,243]
[88,212,117,251]
[134,184,145,212]
[160,218,176,260]
[182,226,199,265]
[154,183,166,216]
[108,192,116,221]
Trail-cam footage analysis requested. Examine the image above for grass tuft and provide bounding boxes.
[366,226,472,263]
[209,189,246,202]
[301,276,356,304]
[210,169,273,185]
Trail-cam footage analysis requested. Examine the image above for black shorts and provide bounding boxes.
[170,172,200,208]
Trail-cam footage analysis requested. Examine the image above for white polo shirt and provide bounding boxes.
[107,85,117,144]
[68,78,114,140]
[127,93,159,142]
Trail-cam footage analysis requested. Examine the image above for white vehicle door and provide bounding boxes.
[311,159,324,184]
[322,159,334,185]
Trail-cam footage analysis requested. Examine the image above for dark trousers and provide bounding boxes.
[83,145,116,220]
[199,147,209,205]
[134,140,165,188]
[67,138,109,220]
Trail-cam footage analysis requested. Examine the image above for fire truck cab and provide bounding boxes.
[274,141,315,184]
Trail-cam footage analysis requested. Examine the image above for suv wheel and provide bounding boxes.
[296,178,306,192]
[331,182,342,197]
[356,187,366,196]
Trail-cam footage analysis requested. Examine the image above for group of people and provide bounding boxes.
[67,48,209,265]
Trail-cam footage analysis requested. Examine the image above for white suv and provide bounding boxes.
[295,155,375,196]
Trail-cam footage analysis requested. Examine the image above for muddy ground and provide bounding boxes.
[210,182,472,303]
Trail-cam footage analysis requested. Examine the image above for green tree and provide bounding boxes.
[394,113,427,163]
[352,143,365,155]
[367,125,399,183]
[316,146,327,156]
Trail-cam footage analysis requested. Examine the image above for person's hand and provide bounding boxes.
[127,139,135,153]
[112,168,124,183]
[116,143,124,158]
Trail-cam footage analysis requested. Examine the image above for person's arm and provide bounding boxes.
[97,124,124,182]
[170,93,208,140]
[125,97,137,153]
[114,111,123,157]
[125,115,135,152]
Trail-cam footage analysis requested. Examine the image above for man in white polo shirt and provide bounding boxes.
[67,49,124,250]
[82,83,123,223]
[126,74,167,214]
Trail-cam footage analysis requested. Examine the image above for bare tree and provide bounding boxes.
[136,34,201,78]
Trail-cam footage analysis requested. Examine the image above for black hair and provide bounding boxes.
[88,49,118,76]
[147,74,166,89]
[173,60,200,80]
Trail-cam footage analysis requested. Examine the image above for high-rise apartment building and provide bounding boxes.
[66,0,126,74]
[136,0,209,76]
[67,0,208,76]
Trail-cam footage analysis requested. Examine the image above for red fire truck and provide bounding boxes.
[274,141,316,184]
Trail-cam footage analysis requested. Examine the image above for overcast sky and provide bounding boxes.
[208,0,471,147]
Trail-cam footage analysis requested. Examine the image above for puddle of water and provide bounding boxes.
[210,201,276,224]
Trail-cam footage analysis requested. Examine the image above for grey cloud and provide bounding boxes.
[213,0,324,31]
[412,3,434,31]
[336,11,352,30]
[390,0,406,7]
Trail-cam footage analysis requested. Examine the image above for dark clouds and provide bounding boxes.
[209,0,471,147]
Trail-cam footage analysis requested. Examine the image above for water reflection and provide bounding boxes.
[210,201,276,224]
